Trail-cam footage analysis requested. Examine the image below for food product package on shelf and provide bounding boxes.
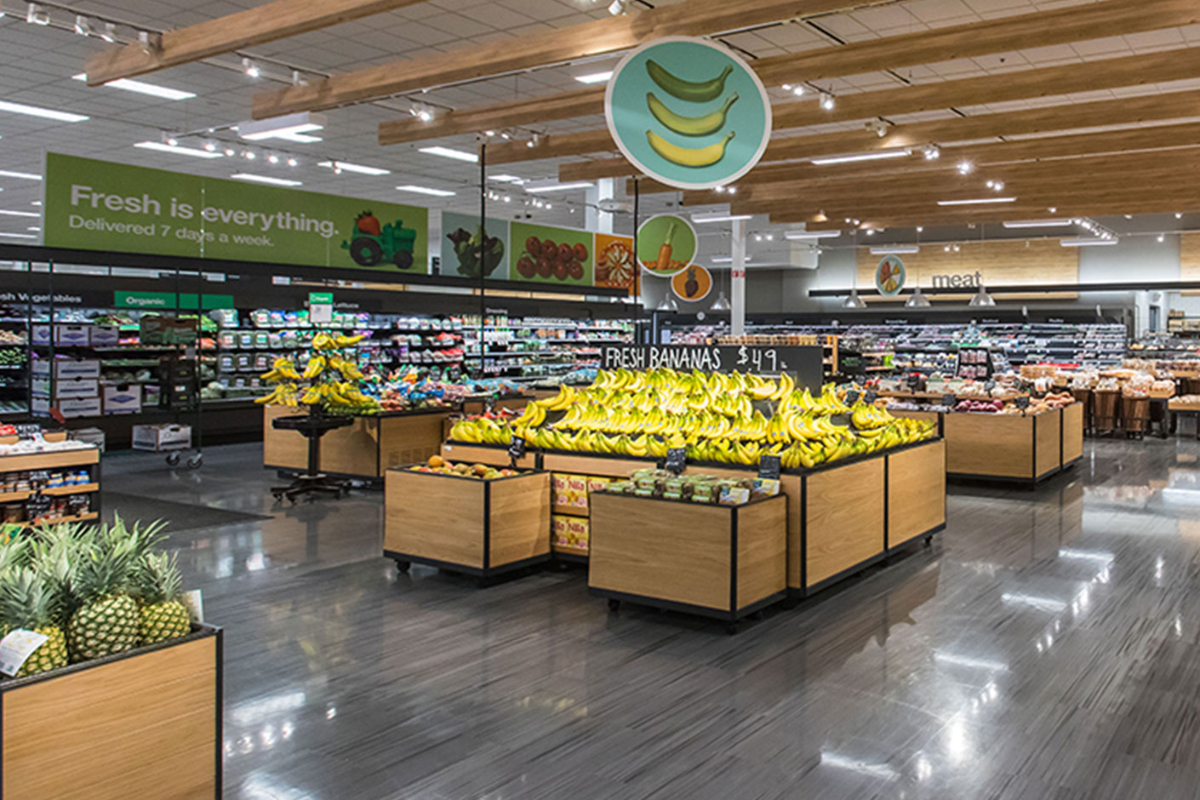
[601,468,778,506]
[450,368,937,469]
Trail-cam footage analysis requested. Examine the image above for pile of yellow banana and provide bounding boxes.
[255,334,376,413]
[311,332,367,351]
[448,368,936,467]
[296,381,379,411]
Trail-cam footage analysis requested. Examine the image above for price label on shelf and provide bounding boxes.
[864,390,878,405]
[508,436,526,462]
[0,629,48,677]
[758,454,782,480]
[1016,396,1031,410]
[942,394,956,408]
[183,590,204,623]
[845,390,860,406]
[984,380,997,392]
[665,447,687,475]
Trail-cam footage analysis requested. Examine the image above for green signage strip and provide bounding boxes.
[308,292,334,305]
[114,291,234,310]
[46,153,429,273]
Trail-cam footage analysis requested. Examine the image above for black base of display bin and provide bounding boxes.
[887,522,947,555]
[947,465,1073,488]
[590,587,787,635]
[269,465,383,489]
[789,522,945,600]
[384,549,551,584]
[552,550,589,566]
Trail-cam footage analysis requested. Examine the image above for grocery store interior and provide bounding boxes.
[6,1,1200,798]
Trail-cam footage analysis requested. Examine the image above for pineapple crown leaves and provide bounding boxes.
[136,552,185,606]
[70,536,138,606]
[0,567,56,631]
[101,514,169,560]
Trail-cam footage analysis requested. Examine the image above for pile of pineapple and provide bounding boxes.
[0,516,193,679]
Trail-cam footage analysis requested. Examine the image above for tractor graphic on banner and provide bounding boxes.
[341,210,417,270]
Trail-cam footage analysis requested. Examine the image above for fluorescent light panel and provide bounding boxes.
[0,232,37,239]
[811,149,911,166]
[0,170,42,181]
[1002,219,1074,229]
[396,185,455,197]
[230,173,303,187]
[0,100,88,122]
[870,245,919,255]
[239,112,325,142]
[72,73,195,101]
[525,180,594,193]
[785,229,841,240]
[692,212,752,223]
[419,146,478,163]
[575,71,613,84]
[134,141,224,159]
[1060,237,1118,247]
[710,256,752,264]
[0,209,41,218]
[489,174,525,184]
[938,197,1017,206]
[317,160,390,176]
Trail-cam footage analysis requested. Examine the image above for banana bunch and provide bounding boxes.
[261,357,302,382]
[310,332,368,352]
[850,401,894,431]
[255,382,299,406]
[534,385,576,412]
[302,355,326,380]
[328,354,364,380]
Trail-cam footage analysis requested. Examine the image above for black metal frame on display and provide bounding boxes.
[943,410,1082,487]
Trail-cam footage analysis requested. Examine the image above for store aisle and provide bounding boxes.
[101,440,1200,800]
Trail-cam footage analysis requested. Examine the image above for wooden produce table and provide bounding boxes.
[0,623,222,800]
[540,439,946,599]
[384,467,551,581]
[944,405,1082,485]
[440,441,538,470]
[0,436,102,528]
[589,493,788,633]
[264,404,454,480]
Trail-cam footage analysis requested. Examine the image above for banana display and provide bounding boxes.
[255,331,379,414]
[450,368,937,469]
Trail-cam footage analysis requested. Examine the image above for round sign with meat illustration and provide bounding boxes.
[671,264,713,302]
[875,255,906,296]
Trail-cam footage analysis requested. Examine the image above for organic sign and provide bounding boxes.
[44,153,428,272]
[605,37,772,190]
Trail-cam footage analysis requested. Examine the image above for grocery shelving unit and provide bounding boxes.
[460,315,634,384]
[0,434,101,527]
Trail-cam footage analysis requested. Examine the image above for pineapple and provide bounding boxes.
[66,538,140,663]
[0,568,68,677]
[136,553,191,645]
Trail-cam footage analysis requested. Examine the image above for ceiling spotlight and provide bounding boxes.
[1177,212,1184,219]
[203,141,216,152]
[754,234,762,242]
[484,130,495,137]
[916,226,924,232]
[73,14,92,35]
[500,131,511,140]
[728,187,737,195]
[765,233,772,241]
[993,181,1005,192]
[287,157,298,167]
[923,144,941,160]
[526,140,536,149]
[714,186,726,193]
[953,244,961,252]
[819,92,835,111]
[243,150,256,160]
[782,84,793,91]
[865,118,892,138]
[944,245,951,252]
[268,154,279,164]
[957,161,973,175]
[166,136,178,147]
[291,70,304,86]
[608,0,630,15]
[100,22,116,42]
[1158,234,1166,243]
[27,4,49,25]
[793,86,805,97]
[986,180,994,188]
[1049,207,1057,213]
[416,108,433,123]
[224,148,235,157]
[242,58,260,78]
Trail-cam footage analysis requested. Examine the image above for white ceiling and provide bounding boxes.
[0,0,1197,261]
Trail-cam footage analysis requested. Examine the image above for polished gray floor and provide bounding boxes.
[99,438,1200,800]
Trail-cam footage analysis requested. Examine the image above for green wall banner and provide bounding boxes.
[114,291,234,309]
[605,37,772,191]
[44,153,429,273]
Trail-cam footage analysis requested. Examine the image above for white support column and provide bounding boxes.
[597,178,614,234]
[731,217,747,335]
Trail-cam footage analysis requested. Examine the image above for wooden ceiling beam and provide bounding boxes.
[779,198,1200,229]
[85,0,427,86]
[380,88,604,147]
[254,0,876,119]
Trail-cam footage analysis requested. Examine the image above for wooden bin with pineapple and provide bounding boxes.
[0,518,221,800]
[448,371,946,599]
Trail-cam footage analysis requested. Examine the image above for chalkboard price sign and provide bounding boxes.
[942,394,957,408]
[1015,396,1031,410]
[864,390,878,405]
[758,454,782,480]
[508,436,526,463]
[665,447,687,475]
[845,389,860,406]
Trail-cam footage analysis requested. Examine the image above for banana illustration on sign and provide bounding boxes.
[647,92,739,137]
[646,130,735,168]
[647,60,733,103]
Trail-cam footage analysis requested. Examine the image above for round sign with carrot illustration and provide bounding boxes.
[876,255,906,296]
[637,213,697,277]
[671,263,712,302]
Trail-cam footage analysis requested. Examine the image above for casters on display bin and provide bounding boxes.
[165,452,181,467]
[925,535,934,547]
[607,599,621,613]
[187,454,203,470]
[393,559,411,574]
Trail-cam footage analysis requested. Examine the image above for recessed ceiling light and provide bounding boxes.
[317,160,390,176]
[0,209,42,218]
[937,197,1017,206]
[419,146,479,163]
[1060,237,1118,247]
[31,201,42,206]
[395,185,455,197]
[1176,212,1184,219]
[134,141,224,158]
[230,173,303,187]
[71,73,195,101]
[784,229,841,240]
[711,255,753,264]
[239,112,325,142]
[574,71,613,84]
[0,170,42,181]
[810,149,910,166]
[489,174,525,184]
[524,180,593,193]
[692,212,752,223]
[0,100,88,122]
[870,245,919,255]
[26,226,40,231]
[0,232,37,239]
[1002,219,1073,228]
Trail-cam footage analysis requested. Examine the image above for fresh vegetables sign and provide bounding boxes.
[510,222,593,286]
[43,153,428,272]
[637,214,697,277]
[605,37,772,190]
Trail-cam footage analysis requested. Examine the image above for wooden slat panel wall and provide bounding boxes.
[856,240,1078,290]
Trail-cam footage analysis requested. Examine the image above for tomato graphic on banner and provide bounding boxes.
[671,264,712,302]
[876,255,906,296]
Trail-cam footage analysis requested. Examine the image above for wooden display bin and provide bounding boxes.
[0,624,222,800]
[589,492,787,633]
[384,467,551,579]
[461,394,531,416]
[264,404,453,479]
[441,441,538,470]
[944,406,1079,484]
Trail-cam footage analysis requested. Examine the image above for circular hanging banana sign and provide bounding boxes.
[876,255,906,296]
[605,37,772,190]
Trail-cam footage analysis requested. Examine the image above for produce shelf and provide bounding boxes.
[14,511,98,528]
[0,482,99,503]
